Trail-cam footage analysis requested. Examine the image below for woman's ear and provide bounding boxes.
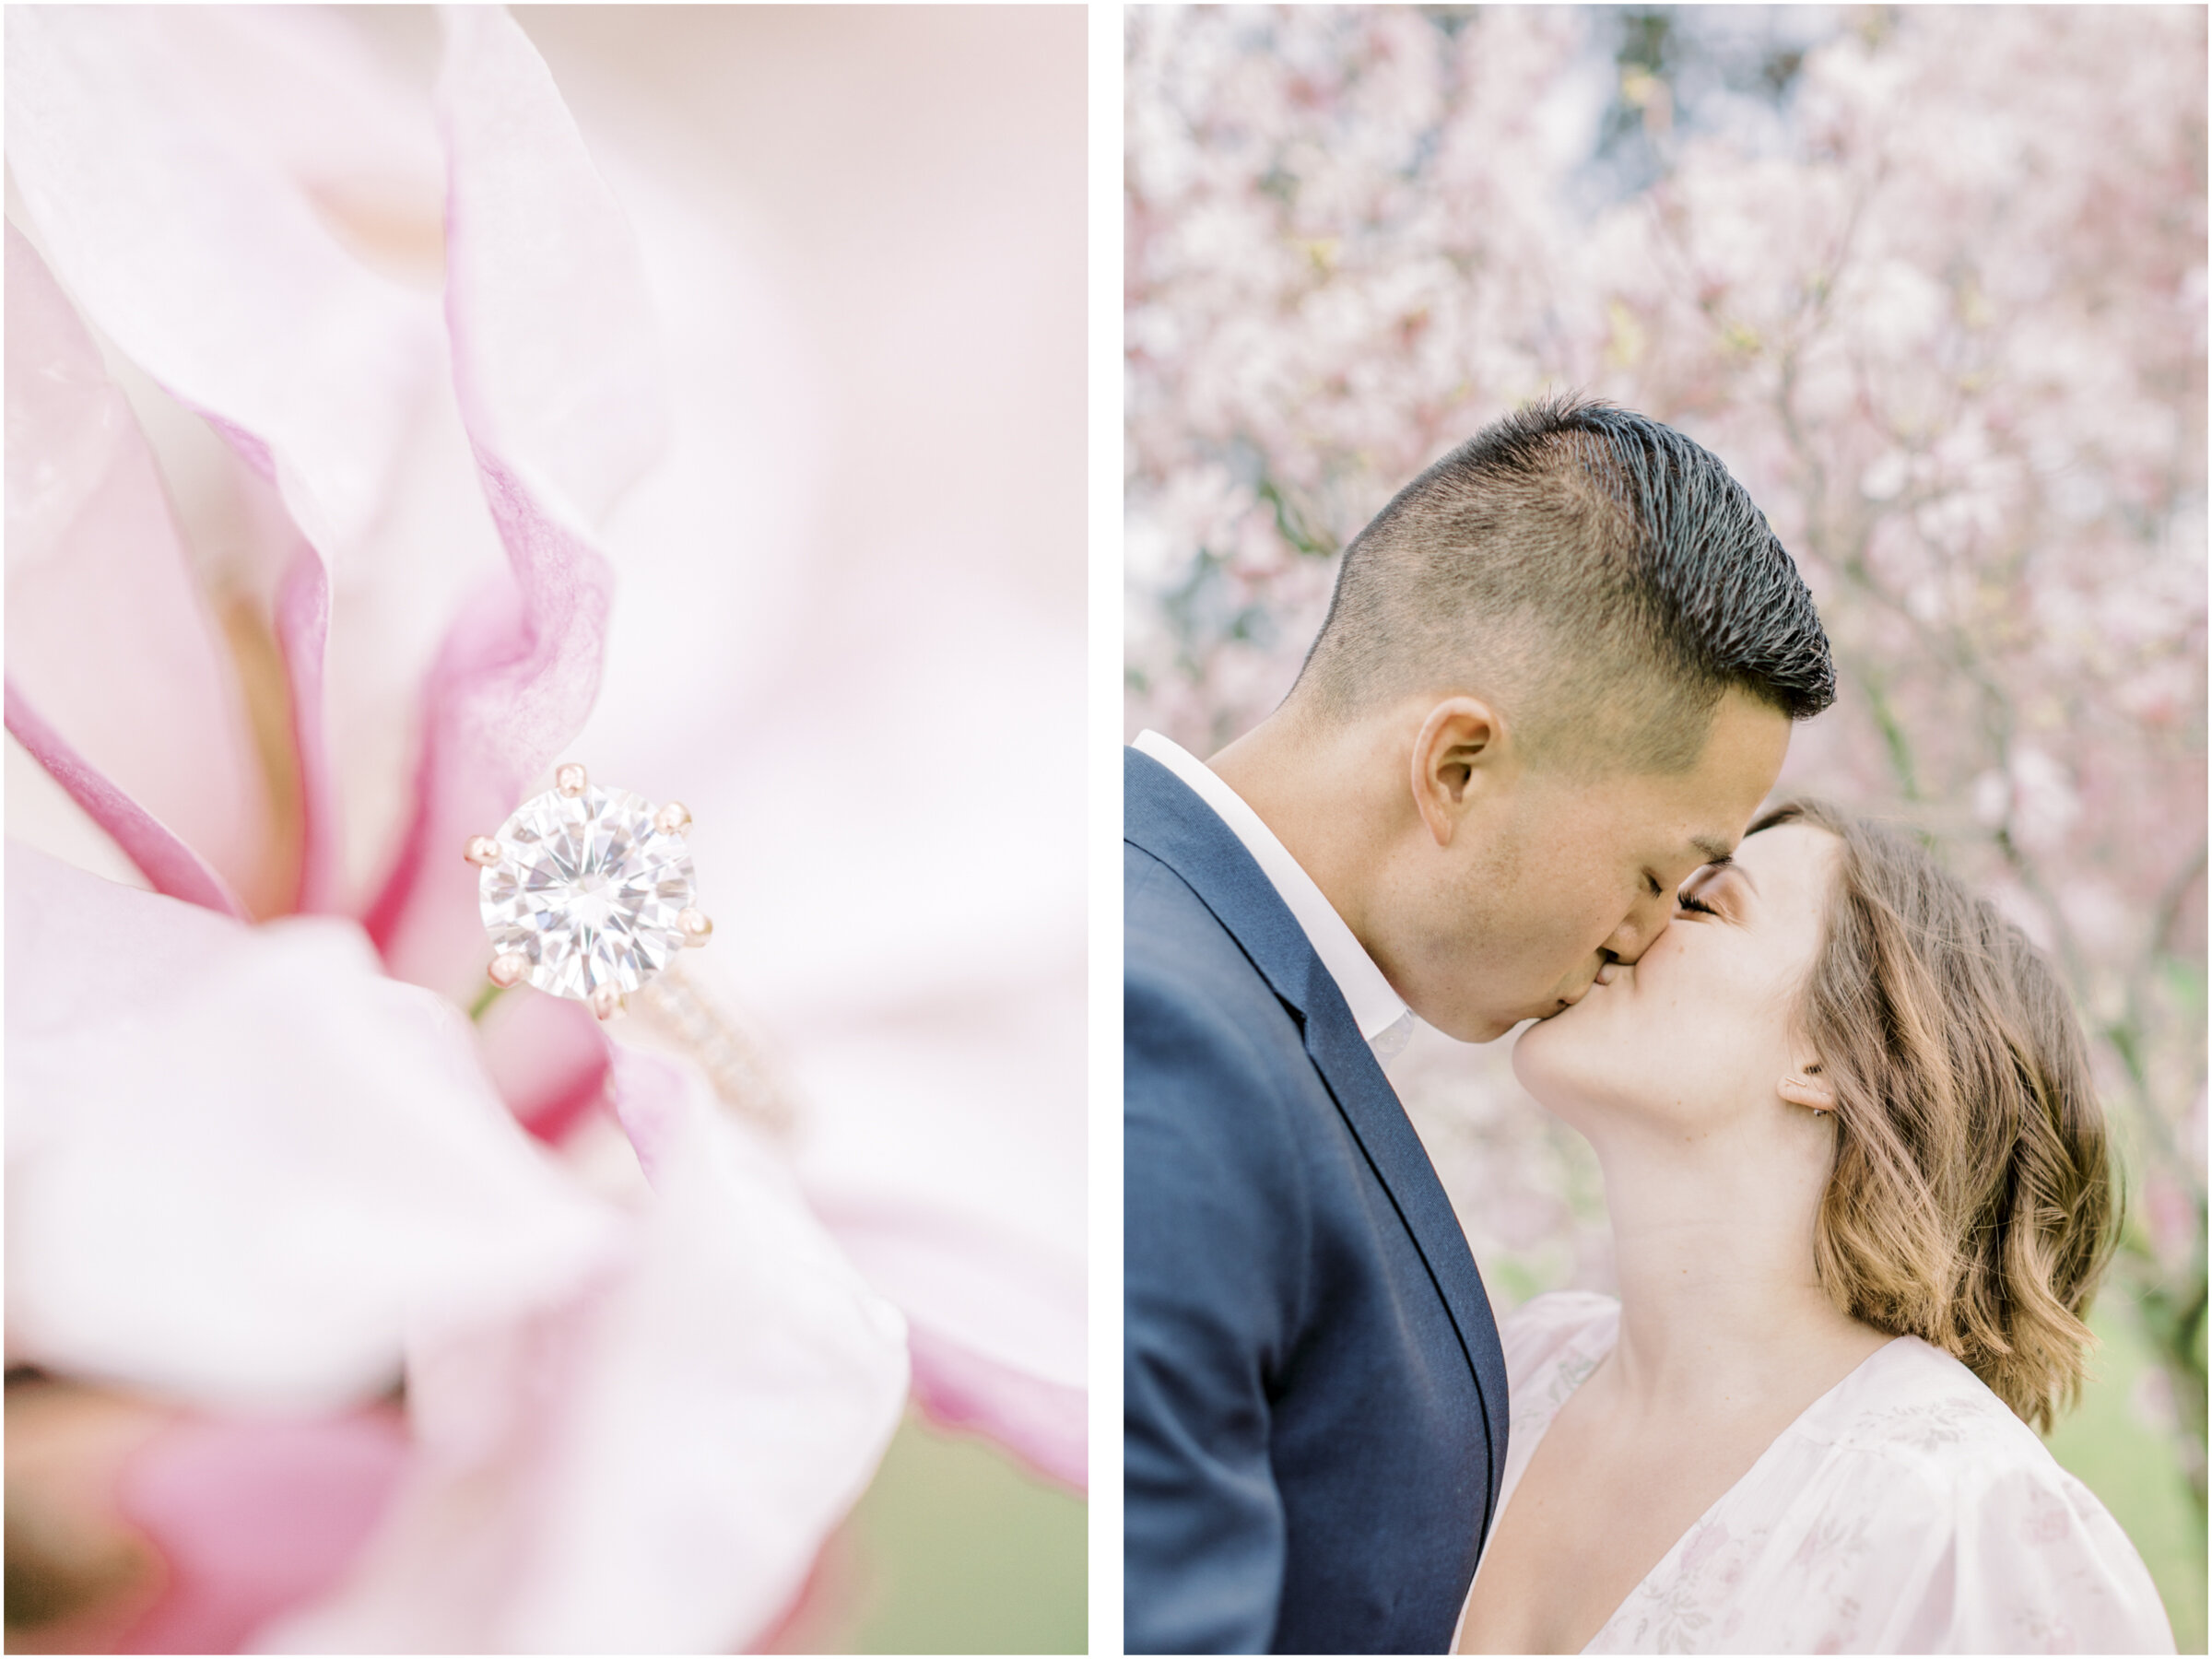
[1778,1060,1837,1114]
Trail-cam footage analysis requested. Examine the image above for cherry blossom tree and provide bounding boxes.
[1128,0,2206,1535]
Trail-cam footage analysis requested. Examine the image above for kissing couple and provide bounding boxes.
[1124,399,2174,1654]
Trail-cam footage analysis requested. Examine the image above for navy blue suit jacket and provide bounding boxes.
[1124,747,1510,1654]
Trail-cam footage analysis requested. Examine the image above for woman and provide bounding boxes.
[1455,800,2174,1654]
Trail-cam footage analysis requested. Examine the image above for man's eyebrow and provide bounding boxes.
[1691,837,1735,866]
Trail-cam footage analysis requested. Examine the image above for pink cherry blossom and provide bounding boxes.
[1129,0,2205,1515]
[8,6,1081,1650]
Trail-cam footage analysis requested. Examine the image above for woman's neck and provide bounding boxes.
[1583,1112,1889,1418]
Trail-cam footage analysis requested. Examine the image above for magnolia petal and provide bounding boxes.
[5,226,270,908]
[102,8,449,273]
[312,381,513,913]
[8,9,516,917]
[785,971,1088,1481]
[473,982,614,1145]
[4,6,440,564]
[251,1297,605,1654]
[435,6,668,529]
[361,476,613,995]
[275,547,346,915]
[562,152,828,764]
[117,1411,410,1655]
[582,555,1089,1479]
[5,684,247,920]
[516,1053,910,1652]
[265,1050,908,1653]
[367,10,664,994]
[6,846,624,1409]
[907,1323,1087,1493]
[530,131,1092,1480]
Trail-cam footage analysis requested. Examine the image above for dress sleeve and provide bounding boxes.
[1877,1456,2177,1653]
[1495,1291,1617,1396]
[1123,957,1308,1654]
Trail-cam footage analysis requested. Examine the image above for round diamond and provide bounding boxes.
[479,784,697,1000]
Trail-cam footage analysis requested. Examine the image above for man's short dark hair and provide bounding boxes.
[1290,394,1835,771]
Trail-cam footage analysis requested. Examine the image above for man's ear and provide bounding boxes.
[1410,696,1503,848]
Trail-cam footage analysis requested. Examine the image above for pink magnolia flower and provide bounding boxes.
[7,6,1083,1650]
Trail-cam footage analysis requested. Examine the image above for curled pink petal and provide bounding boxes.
[784,986,1088,1477]
[6,683,247,919]
[5,7,440,562]
[606,1043,690,1191]
[6,14,500,920]
[907,1322,1088,1493]
[435,5,668,530]
[6,224,270,906]
[366,11,663,994]
[512,1056,912,1652]
[6,846,624,1409]
[475,983,613,1144]
[820,1197,1087,1490]
[362,474,613,993]
[117,1411,409,1656]
[271,1052,909,1652]
[276,547,346,914]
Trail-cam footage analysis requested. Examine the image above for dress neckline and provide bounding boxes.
[1453,1300,1912,1654]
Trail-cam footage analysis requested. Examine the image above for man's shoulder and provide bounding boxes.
[1125,835,1219,935]
[1124,840,1322,1140]
[1124,840,1289,1030]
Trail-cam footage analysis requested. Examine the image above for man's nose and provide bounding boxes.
[1604,903,1674,966]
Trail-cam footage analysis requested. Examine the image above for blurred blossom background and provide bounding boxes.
[1127,4,2206,1646]
[8,5,1080,1653]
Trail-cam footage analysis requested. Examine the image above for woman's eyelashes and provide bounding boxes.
[1677,888,1721,918]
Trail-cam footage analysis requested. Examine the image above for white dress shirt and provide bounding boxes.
[1135,730,1417,1067]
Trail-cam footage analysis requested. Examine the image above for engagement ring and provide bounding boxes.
[465,763,794,1135]
[465,761,712,1021]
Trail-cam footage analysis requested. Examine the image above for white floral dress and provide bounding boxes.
[1458,1292,2176,1653]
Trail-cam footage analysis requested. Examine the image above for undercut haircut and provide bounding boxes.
[1291,395,1835,772]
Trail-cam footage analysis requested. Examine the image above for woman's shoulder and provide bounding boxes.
[1813,1333,2047,1466]
[1792,1335,2176,1652]
[1495,1289,1618,1406]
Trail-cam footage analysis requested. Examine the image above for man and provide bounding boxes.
[1124,396,1835,1653]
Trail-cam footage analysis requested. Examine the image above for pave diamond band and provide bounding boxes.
[632,960,796,1134]
[466,762,713,1020]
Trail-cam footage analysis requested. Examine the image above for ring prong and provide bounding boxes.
[678,908,714,947]
[488,951,529,988]
[589,983,624,1021]
[655,801,691,836]
[556,762,588,798]
[465,835,503,867]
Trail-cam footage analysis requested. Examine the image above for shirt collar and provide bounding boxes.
[1134,730,1415,1065]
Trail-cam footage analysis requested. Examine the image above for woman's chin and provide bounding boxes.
[1509,1004,1571,1090]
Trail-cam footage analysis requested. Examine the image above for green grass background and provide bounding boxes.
[767,1416,1088,1653]
[2049,1305,2207,1653]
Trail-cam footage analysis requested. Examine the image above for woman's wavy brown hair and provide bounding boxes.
[1758,798,2117,1432]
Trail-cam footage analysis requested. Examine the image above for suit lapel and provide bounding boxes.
[1296,990,1509,1534]
[1126,748,1510,1524]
